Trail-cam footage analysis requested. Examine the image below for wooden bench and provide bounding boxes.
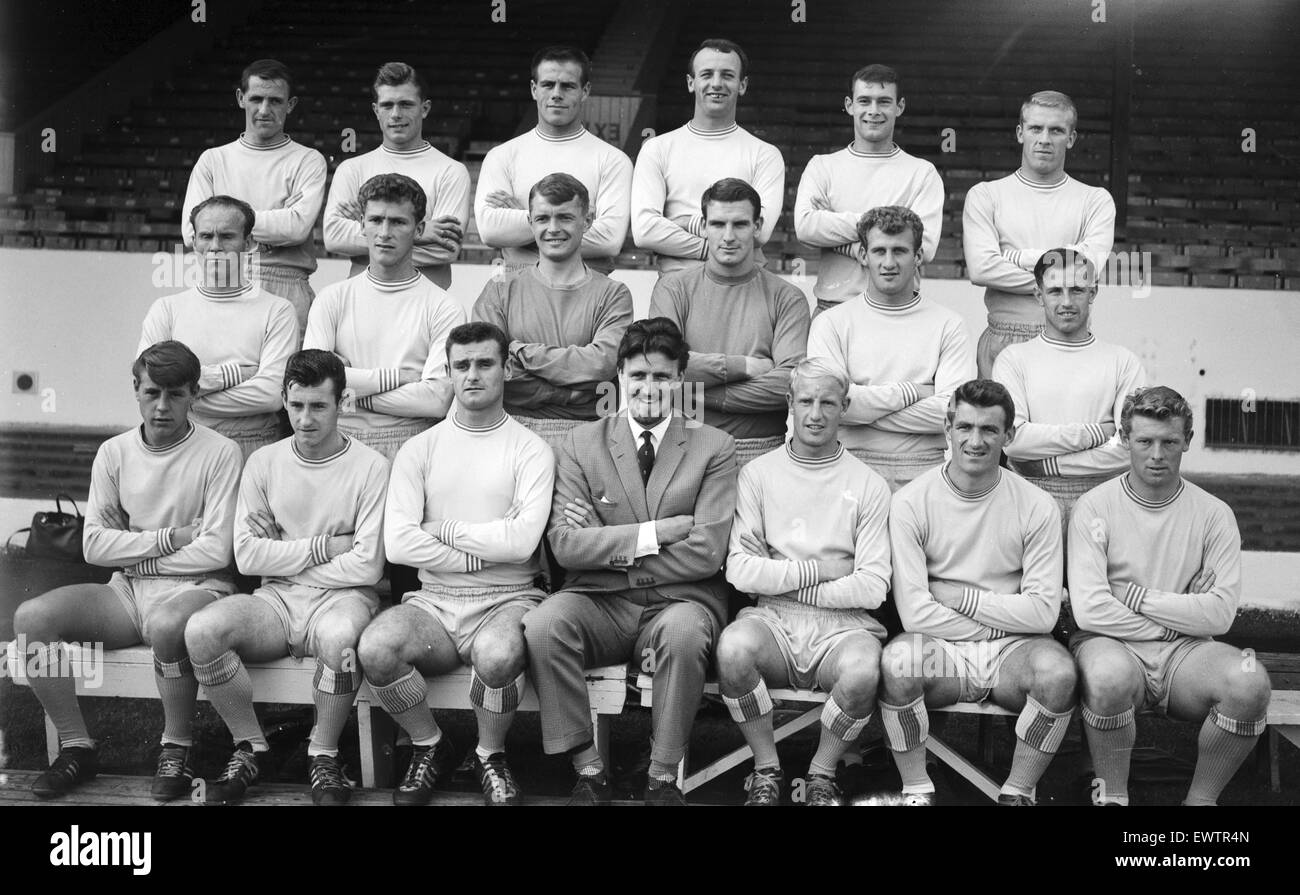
[1265,690,1300,793]
[5,643,626,789]
[637,674,1300,800]
[635,673,1015,800]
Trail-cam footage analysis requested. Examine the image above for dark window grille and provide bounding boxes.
[1203,398,1299,451]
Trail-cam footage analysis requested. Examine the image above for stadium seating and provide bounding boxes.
[0,0,1296,284]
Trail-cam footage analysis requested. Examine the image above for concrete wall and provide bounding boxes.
[2,247,1298,475]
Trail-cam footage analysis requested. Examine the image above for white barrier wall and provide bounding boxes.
[2,247,1298,475]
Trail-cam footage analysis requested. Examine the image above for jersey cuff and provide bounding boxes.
[157,527,175,556]
[310,535,330,566]
[958,586,982,618]
[1122,581,1147,613]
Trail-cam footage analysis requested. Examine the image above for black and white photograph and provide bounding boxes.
[0,0,1295,872]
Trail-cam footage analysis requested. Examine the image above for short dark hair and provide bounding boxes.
[240,59,294,96]
[688,38,749,80]
[528,172,590,214]
[357,172,427,223]
[849,63,901,98]
[617,318,689,374]
[947,379,1016,431]
[857,205,924,253]
[284,349,346,402]
[133,341,201,393]
[372,61,426,103]
[531,45,591,86]
[189,195,255,240]
[701,177,761,221]
[1121,386,1194,440]
[445,321,509,366]
[1033,247,1098,289]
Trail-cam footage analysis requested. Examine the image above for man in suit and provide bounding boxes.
[524,317,739,806]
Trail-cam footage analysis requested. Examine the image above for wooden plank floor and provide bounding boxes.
[0,771,641,807]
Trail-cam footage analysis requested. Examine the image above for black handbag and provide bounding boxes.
[7,494,86,563]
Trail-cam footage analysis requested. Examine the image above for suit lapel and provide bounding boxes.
[607,415,649,521]
[646,416,687,517]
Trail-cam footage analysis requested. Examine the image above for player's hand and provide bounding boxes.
[562,498,598,529]
[809,195,831,211]
[416,215,463,250]
[738,531,767,556]
[398,369,421,386]
[237,364,259,383]
[100,505,129,530]
[245,511,279,541]
[743,357,774,379]
[281,191,304,209]
[1186,568,1216,594]
[1098,421,1117,442]
[338,198,365,222]
[655,515,694,545]
[817,556,855,582]
[485,191,523,210]
[909,383,936,401]
[929,579,966,609]
[324,534,354,560]
[172,522,200,549]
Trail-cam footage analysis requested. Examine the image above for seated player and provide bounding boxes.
[994,249,1145,545]
[323,62,470,289]
[1069,387,1271,806]
[140,195,299,461]
[184,349,389,805]
[808,206,974,491]
[471,172,634,446]
[794,64,944,311]
[719,358,891,806]
[305,172,464,463]
[358,322,555,806]
[14,341,240,800]
[650,177,809,466]
[474,46,632,274]
[524,318,738,806]
[879,380,1075,805]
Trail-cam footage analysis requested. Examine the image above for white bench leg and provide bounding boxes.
[357,704,375,789]
[45,714,59,763]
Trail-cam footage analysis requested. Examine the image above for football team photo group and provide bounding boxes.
[3,2,1291,816]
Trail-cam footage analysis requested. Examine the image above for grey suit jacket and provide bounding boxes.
[548,413,738,624]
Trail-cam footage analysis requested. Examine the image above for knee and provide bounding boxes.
[1029,648,1078,706]
[182,608,225,660]
[149,601,198,649]
[659,607,714,660]
[356,621,401,675]
[835,652,882,707]
[523,599,578,652]
[312,614,366,667]
[714,627,761,685]
[1222,662,1271,718]
[1078,658,1137,715]
[472,631,527,685]
[879,637,920,686]
[13,599,55,640]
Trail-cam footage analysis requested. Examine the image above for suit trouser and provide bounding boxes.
[525,590,719,766]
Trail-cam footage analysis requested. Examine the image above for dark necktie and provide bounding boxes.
[638,430,655,485]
